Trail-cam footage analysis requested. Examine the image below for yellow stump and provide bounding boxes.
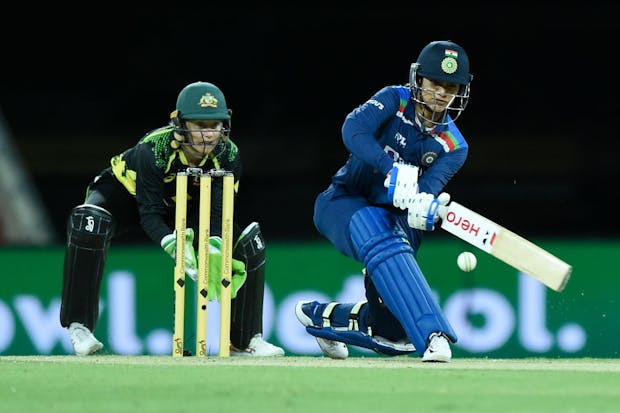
[195,173,211,356]
[219,173,234,357]
[172,173,188,357]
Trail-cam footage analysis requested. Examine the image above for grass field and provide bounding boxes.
[1,356,619,413]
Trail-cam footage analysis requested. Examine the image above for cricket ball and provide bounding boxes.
[457,251,477,272]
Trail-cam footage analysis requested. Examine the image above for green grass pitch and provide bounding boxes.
[1,356,619,412]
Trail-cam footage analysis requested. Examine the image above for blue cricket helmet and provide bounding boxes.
[412,40,472,85]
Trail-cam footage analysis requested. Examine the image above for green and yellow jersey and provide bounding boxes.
[102,126,241,244]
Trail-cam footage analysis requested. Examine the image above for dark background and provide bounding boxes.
[1,3,616,243]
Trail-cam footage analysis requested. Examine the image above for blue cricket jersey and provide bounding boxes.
[331,85,468,206]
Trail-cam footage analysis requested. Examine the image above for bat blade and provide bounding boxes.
[439,202,572,292]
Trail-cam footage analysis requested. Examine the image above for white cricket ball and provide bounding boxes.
[457,252,477,272]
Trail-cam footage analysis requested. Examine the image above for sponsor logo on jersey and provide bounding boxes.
[384,145,402,163]
[367,99,384,110]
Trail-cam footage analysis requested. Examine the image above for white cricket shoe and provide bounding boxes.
[230,334,285,357]
[422,332,451,362]
[69,322,103,356]
[295,301,349,360]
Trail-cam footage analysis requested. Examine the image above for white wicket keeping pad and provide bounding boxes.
[440,202,572,292]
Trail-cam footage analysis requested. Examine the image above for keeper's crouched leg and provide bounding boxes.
[60,204,112,356]
[231,222,265,349]
[230,222,284,356]
[60,204,113,331]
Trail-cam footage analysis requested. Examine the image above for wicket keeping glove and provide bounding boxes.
[161,229,199,281]
[206,236,247,302]
[384,163,420,210]
[407,192,451,231]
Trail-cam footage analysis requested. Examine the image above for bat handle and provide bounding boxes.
[437,204,449,220]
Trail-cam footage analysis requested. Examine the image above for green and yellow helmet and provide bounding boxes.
[174,81,231,121]
[169,81,232,155]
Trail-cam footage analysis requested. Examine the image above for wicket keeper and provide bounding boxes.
[60,81,284,357]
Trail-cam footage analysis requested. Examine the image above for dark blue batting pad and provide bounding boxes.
[349,206,456,354]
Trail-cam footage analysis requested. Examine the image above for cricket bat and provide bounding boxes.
[438,201,572,292]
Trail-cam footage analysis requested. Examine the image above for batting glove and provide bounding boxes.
[407,192,451,231]
[384,163,419,210]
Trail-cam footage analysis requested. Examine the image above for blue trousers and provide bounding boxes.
[313,183,422,260]
[313,183,423,341]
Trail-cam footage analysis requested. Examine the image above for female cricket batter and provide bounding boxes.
[296,40,473,362]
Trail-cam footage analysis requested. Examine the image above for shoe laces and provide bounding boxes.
[70,324,90,340]
[428,332,447,348]
[249,334,264,346]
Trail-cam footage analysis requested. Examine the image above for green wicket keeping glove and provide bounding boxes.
[161,228,199,281]
[206,236,247,301]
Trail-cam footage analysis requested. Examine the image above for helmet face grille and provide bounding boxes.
[410,82,470,126]
[408,69,471,126]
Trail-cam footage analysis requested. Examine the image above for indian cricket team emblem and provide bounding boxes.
[441,49,459,74]
[421,151,438,167]
[199,93,218,108]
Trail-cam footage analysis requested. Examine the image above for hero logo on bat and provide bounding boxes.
[443,208,498,253]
